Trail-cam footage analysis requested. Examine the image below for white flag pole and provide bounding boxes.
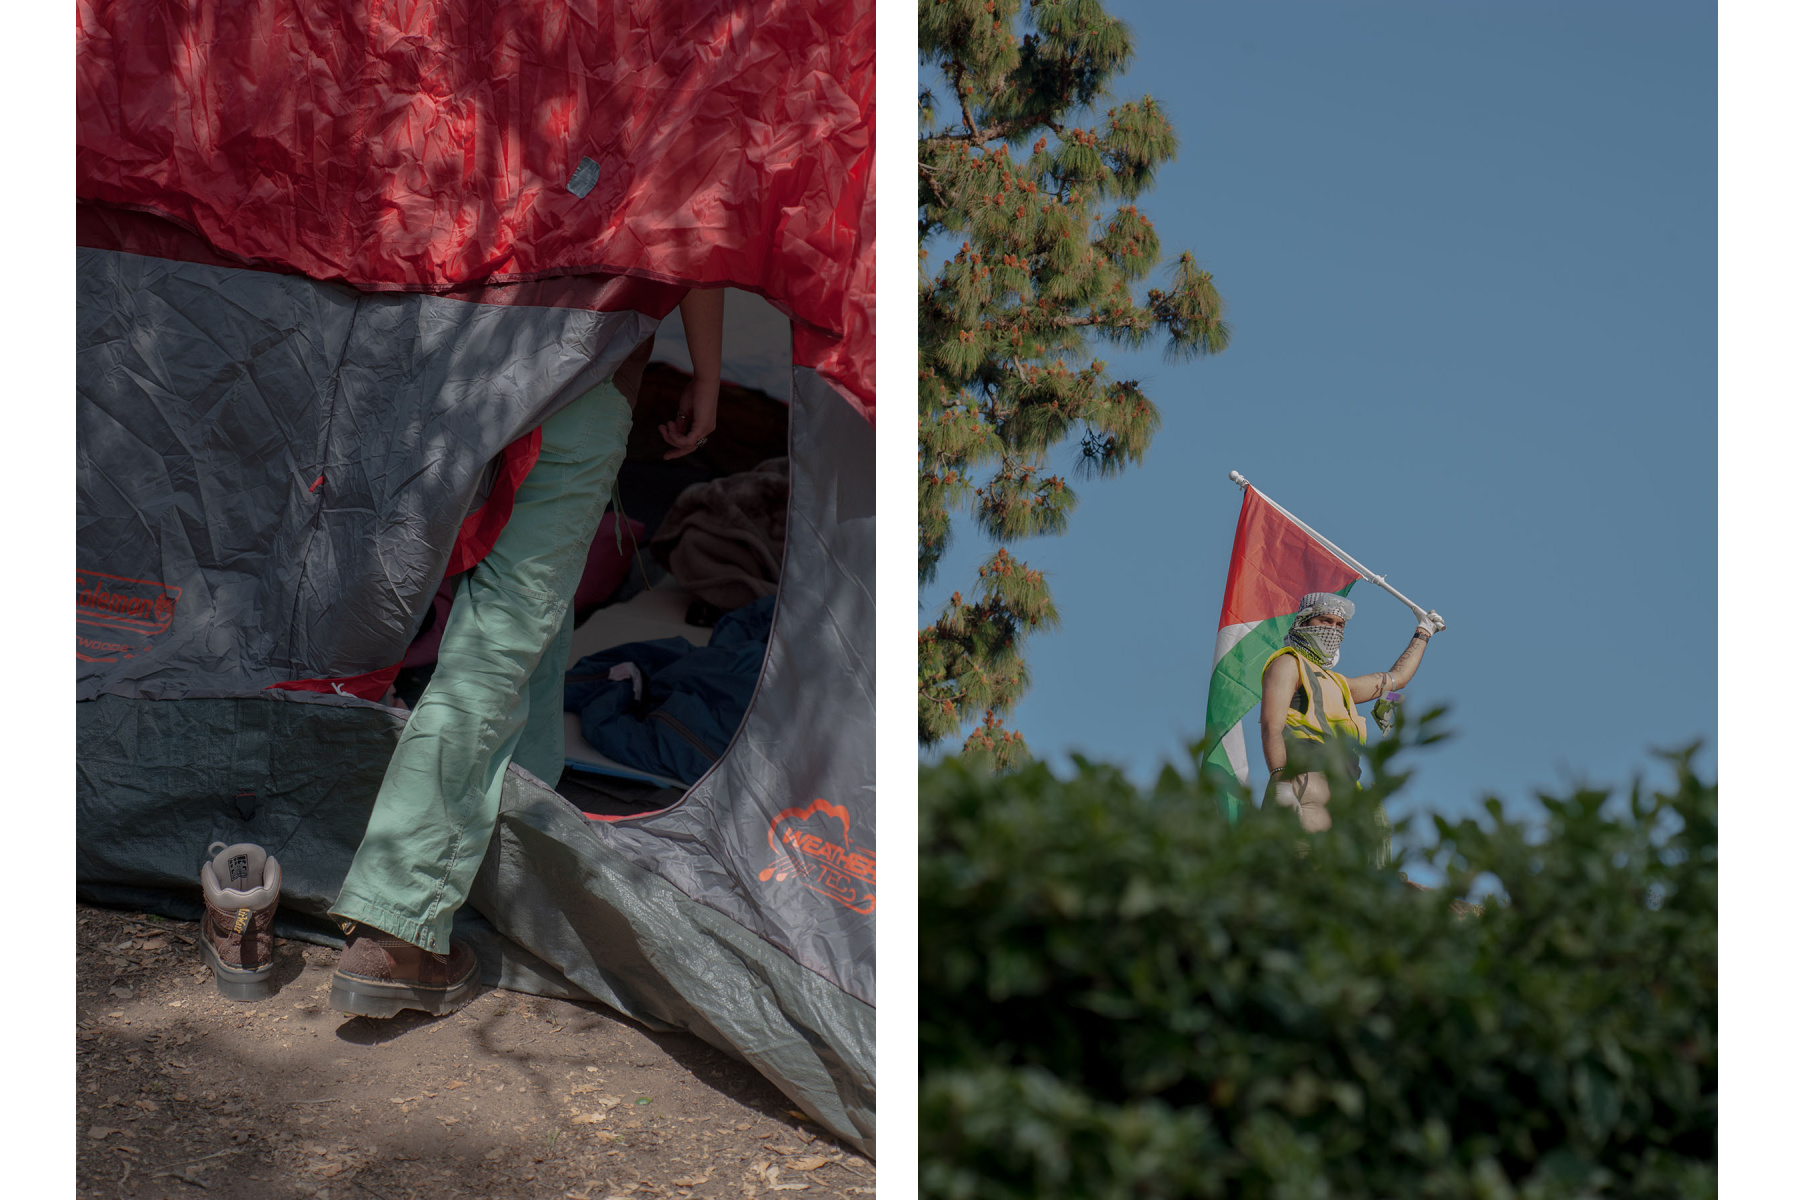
[1229,470,1447,632]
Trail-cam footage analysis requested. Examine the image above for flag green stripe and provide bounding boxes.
[1204,618,1289,747]
[1201,616,1288,803]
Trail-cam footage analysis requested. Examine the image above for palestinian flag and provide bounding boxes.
[1202,486,1361,819]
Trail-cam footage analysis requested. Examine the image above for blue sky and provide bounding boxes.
[920,1,1717,845]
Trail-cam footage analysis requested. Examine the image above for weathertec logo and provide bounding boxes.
[758,799,875,915]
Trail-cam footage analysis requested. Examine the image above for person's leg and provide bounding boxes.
[511,603,575,788]
[1290,771,1333,832]
[330,383,632,957]
[1270,771,1333,832]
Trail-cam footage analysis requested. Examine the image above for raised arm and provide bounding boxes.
[1346,623,1434,704]
[659,288,725,459]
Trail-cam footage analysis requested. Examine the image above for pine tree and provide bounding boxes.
[919,0,1230,766]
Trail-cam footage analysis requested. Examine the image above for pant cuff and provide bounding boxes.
[329,889,457,956]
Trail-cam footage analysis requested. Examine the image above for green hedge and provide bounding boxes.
[919,713,1716,1199]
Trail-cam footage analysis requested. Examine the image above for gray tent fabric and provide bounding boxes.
[78,247,656,696]
[76,255,878,1150]
[474,768,875,1148]
[600,370,875,1007]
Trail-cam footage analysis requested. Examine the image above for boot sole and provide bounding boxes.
[200,939,275,1003]
[328,967,480,1019]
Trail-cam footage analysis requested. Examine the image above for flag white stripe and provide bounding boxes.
[1221,722,1250,789]
[1211,620,1257,669]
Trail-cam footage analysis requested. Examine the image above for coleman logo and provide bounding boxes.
[78,571,179,632]
[77,571,180,663]
[757,799,875,915]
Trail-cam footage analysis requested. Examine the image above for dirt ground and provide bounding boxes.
[75,904,875,1200]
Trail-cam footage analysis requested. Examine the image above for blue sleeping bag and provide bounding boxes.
[562,594,776,785]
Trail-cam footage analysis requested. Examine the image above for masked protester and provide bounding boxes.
[1259,592,1435,847]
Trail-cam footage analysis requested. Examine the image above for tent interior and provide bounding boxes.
[386,290,798,818]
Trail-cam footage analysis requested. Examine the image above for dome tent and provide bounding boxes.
[75,0,875,1152]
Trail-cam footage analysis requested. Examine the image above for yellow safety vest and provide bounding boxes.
[1265,645,1367,745]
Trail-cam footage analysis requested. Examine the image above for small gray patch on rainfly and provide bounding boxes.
[567,157,600,198]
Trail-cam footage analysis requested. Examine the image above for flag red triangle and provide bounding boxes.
[1218,487,1361,630]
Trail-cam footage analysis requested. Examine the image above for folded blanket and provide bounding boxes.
[648,458,788,610]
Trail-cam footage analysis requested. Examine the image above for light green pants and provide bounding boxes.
[331,383,633,953]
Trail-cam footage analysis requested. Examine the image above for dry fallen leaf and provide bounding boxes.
[786,1110,809,1121]
[571,1112,608,1126]
[444,1080,466,1090]
[787,1157,829,1172]
[569,1083,599,1095]
[88,1126,118,1140]
[134,1099,160,1113]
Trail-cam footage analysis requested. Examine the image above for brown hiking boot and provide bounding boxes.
[328,923,480,1019]
[199,841,283,1002]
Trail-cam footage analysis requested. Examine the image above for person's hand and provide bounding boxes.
[660,375,719,459]
[1415,609,1445,637]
